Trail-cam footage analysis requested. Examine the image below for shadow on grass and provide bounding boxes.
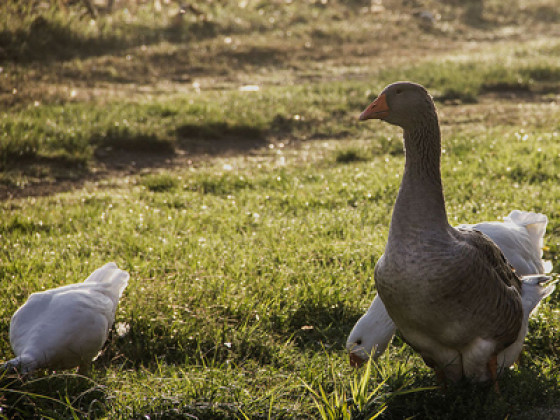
[176,122,267,155]
[176,114,321,154]
[0,113,337,200]
[131,404,239,420]
[379,367,560,420]
[0,13,221,64]
[220,45,291,68]
[95,320,192,369]
[0,15,122,63]
[95,316,278,371]
[0,214,55,235]
[97,135,175,154]
[1,154,88,177]
[270,300,363,352]
[94,300,363,372]
[0,372,107,419]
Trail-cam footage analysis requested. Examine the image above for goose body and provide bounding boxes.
[3,262,129,374]
[355,82,554,383]
[347,211,553,366]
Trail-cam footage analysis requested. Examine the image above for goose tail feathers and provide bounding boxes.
[505,211,548,253]
[84,262,129,300]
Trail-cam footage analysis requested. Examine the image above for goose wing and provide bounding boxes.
[456,227,523,351]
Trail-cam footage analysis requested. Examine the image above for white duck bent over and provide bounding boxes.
[347,210,553,367]
[356,81,554,384]
[3,262,129,374]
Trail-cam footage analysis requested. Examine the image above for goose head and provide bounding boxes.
[359,81,436,131]
[346,295,396,367]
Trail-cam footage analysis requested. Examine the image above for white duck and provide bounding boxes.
[347,210,553,367]
[354,81,555,384]
[2,262,129,374]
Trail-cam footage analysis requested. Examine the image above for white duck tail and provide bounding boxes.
[498,275,556,371]
[84,262,129,306]
[3,262,129,374]
[505,211,552,273]
[506,210,548,251]
[458,210,550,275]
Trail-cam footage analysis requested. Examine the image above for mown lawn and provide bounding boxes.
[1,1,560,419]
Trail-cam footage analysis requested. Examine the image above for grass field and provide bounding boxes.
[1,0,560,418]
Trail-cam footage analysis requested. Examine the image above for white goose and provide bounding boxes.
[3,262,129,374]
[353,81,555,384]
[347,210,553,367]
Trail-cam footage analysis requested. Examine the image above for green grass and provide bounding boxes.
[2,108,560,417]
[381,46,560,103]
[1,1,560,418]
[3,38,560,182]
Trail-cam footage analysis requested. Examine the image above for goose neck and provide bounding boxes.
[389,123,449,239]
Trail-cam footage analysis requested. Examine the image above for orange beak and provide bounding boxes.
[359,93,390,120]
[349,352,366,368]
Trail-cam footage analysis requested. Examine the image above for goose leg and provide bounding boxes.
[487,354,500,393]
[516,350,523,366]
[435,367,447,390]
[77,363,91,376]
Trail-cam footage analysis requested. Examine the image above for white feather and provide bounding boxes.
[3,263,129,374]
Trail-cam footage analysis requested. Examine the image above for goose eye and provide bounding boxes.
[396,89,402,94]
[356,339,362,345]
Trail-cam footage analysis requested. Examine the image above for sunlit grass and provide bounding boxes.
[1,1,560,418]
[303,355,404,420]
[2,99,560,416]
[2,36,560,185]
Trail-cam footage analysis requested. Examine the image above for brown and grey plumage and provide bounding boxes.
[346,210,553,369]
[358,81,553,384]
